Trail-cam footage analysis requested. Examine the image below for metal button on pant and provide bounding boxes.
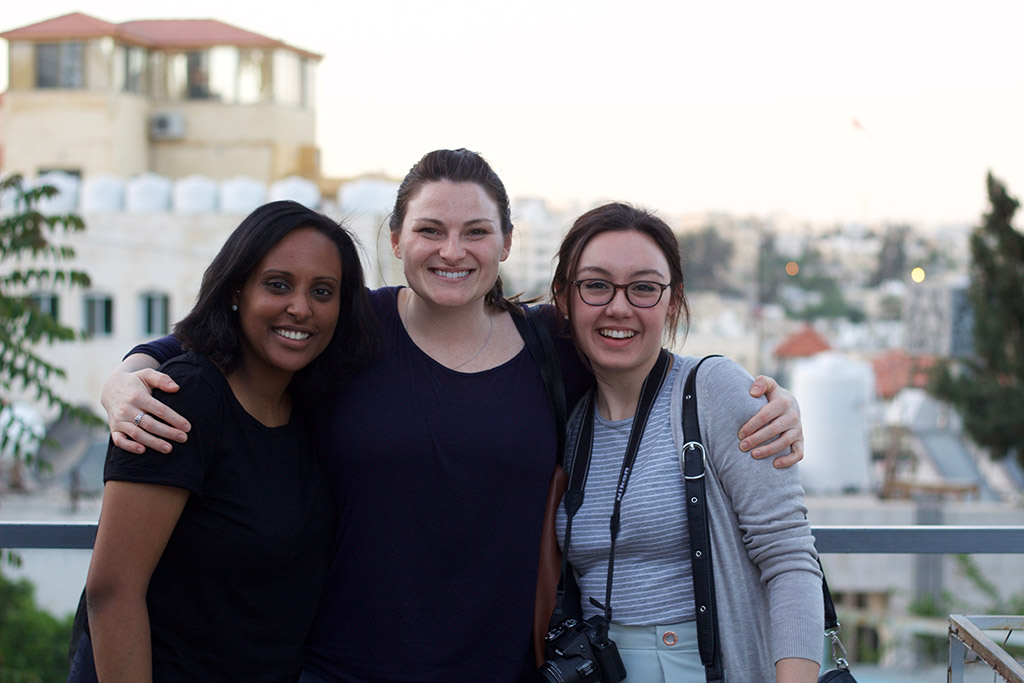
[607,620,702,681]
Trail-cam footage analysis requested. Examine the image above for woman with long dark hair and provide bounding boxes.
[68,201,376,682]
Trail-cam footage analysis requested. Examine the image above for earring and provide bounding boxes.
[232,304,238,311]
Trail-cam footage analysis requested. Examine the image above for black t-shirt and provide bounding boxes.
[87,352,335,682]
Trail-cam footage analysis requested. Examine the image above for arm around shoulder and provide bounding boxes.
[740,374,805,467]
[102,352,190,455]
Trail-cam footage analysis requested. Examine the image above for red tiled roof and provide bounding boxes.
[773,325,831,358]
[0,12,118,41]
[118,20,320,58]
[1,12,320,60]
[871,349,938,399]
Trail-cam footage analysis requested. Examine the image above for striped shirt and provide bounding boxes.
[555,359,695,625]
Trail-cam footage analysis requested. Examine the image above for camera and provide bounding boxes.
[534,615,626,683]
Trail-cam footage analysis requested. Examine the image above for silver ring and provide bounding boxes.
[133,413,145,426]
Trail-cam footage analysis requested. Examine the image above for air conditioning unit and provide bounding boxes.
[149,111,186,140]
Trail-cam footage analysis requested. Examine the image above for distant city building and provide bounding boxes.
[903,277,974,358]
[871,349,937,400]
[771,323,831,386]
[505,197,570,298]
[0,12,321,183]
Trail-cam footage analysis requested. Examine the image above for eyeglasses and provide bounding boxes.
[572,279,670,308]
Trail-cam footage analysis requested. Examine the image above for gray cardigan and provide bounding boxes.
[563,353,824,680]
[670,354,823,680]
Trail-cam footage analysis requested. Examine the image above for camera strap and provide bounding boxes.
[560,348,672,632]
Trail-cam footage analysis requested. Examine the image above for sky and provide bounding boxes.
[3,0,1024,229]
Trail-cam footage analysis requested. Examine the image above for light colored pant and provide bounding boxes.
[609,619,705,682]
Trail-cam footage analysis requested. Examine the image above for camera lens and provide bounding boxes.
[534,661,569,683]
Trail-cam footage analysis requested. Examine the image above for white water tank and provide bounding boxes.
[80,174,125,212]
[790,352,874,494]
[269,176,320,209]
[337,178,399,216]
[0,402,45,464]
[36,171,80,213]
[126,173,172,213]
[220,176,266,214]
[174,175,219,214]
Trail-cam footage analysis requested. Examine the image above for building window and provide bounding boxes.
[300,57,313,109]
[35,42,84,88]
[237,48,270,104]
[29,292,59,319]
[273,50,301,106]
[121,46,147,94]
[186,51,211,99]
[84,294,113,337]
[140,292,170,336]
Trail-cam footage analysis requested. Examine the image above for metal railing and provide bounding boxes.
[948,614,1024,683]
[5,522,1024,553]
[4,523,1024,680]
[0,521,96,549]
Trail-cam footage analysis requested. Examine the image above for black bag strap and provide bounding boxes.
[822,558,850,671]
[683,356,851,680]
[681,355,725,683]
[511,305,567,461]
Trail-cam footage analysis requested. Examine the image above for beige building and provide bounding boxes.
[0,12,329,422]
[1,12,321,183]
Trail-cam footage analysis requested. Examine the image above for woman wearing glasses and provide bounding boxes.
[549,203,822,682]
[97,151,808,682]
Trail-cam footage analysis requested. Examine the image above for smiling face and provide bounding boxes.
[568,229,675,382]
[391,180,511,312]
[235,227,343,382]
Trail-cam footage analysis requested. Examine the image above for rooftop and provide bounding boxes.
[872,348,938,399]
[774,324,831,358]
[0,12,321,60]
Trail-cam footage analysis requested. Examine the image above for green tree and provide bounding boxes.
[759,239,864,321]
[793,274,865,322]
[678,226,735,293]
[870,224,909,286]
[756,231,789,305]
[930,172,1024,465]
[0,568,74,682]
[1,174,98,465]
[1,174,101,565]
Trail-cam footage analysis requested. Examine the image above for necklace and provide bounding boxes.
[403,290,495,370]
[450,315,494,370]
